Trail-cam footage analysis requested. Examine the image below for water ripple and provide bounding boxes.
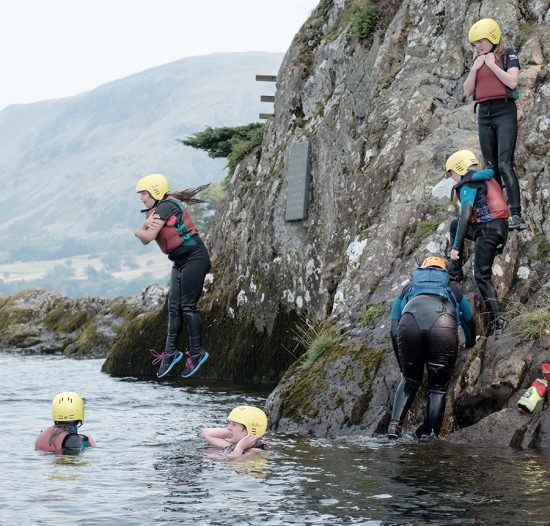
[2,353,550,525]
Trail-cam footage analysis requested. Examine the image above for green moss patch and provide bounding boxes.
[357,303,385,328]
[44,302,94,334]
[529,235,550,261]
[278,338,387,426]
[413,219,441,243]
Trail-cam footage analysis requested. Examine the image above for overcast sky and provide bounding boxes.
[0,0,319,111]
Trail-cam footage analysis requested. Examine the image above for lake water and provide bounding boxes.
[2,352,550,526]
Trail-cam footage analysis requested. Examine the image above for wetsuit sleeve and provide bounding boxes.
[452,185,477,250]
[155,201,181,222]
[471,168,493,181]
[390,298,402,369]
[62,433,84,450]
[389,286,409,371]
[450,282,476,348]
[505,48,520,70]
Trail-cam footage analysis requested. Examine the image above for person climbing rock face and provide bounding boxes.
[387,257,477,440]
[445,149,509,337]
[463,18,527,231]
[35,392,96,453]
[134,173,211,379]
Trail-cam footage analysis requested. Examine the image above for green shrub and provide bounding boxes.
[518,308,550,339]
[350,3,381,40]
[292,317,342,370]
[509,293,550,340]
[358,303,385,328]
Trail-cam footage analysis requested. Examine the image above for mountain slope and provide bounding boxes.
[0,52,282,266]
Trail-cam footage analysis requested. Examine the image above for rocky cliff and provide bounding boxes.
[104,0,550,447]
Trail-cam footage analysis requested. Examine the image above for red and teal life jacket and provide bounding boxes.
[147,197,199,254]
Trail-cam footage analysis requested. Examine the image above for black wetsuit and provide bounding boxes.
[448,169,509,330]
[389,279,476,436]
[476,48,521,216]
[155,200,211,356]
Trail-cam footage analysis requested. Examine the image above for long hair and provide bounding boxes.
[169,183,210,205]
[494,37,506,56]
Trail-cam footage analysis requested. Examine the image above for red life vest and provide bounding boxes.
[147,197,199,255]
[472,179,509,223]
[475,54,514,103]
[35,425,70,453]
[456,178,509,224]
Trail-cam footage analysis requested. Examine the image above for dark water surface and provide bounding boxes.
[2,353,550,526]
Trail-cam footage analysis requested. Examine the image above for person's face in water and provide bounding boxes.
[227,420,248,443]
[474,38,493,55]
[139,191,156,209]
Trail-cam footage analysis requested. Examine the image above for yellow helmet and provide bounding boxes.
[52,392,84,425]
[446,150,478,176]
[227,406,268,437]
[468,18,501,45]
[135,173,170,200]
[421,256,447,270]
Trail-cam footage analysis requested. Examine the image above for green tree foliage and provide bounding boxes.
[181,123,265,178]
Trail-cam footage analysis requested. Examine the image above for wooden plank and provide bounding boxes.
[285,141,311,221]
[259,113,274,119]
[255,75,277,82]
[260,95,275,102]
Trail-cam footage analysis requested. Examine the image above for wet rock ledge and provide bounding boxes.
[0,286,165,358]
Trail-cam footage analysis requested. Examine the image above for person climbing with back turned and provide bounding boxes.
[134,174,211,379]
[463,18,527,231]
[35,392,95,453]
[388,257,476,440]
[446,150,509,337]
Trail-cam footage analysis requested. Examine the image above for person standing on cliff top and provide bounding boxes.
[463,18,527,231]
[134,174,211,379]
[387,256,477,440]
[446,149,509,337]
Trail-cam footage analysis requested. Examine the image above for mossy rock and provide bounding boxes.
[64,323,111,358]
[102,306,169,376]
[4,328,44,348]
[275,339,387,427]
[102,294,305,383]
[0,297,38,333]
[44,302,96,335]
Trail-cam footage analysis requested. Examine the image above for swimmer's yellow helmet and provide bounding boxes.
[52,392,84,425]
[228,406,268,437]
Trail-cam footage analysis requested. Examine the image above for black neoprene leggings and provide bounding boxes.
[448,218,508,321]
[477,98,521,216]
[397,299,458,390]
[164,238,211,355]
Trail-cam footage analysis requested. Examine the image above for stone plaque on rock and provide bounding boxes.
[285,141,311,221]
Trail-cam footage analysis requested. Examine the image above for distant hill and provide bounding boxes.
[0,51,282,297]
